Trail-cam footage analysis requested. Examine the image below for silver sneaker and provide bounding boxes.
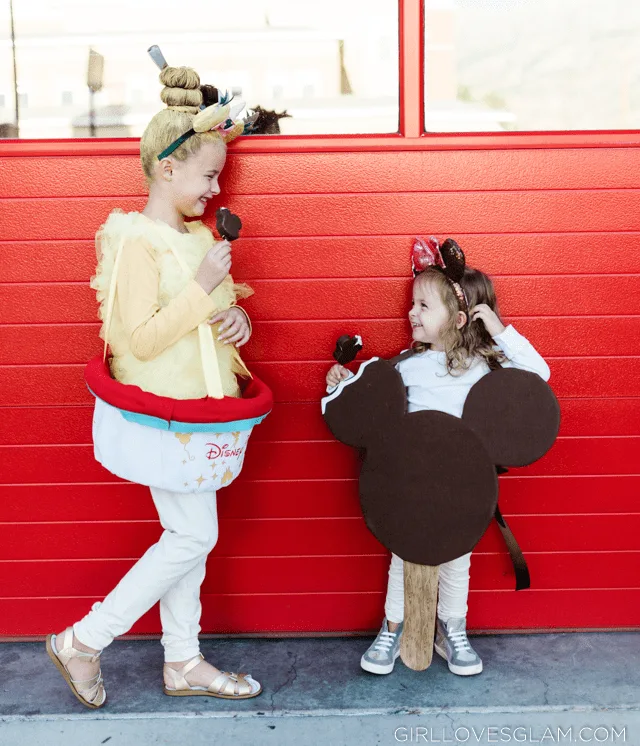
[434,617,483,676]
[361,618,403,674]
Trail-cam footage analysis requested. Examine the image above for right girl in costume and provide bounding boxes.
[326,237,550,677]
[46,62,268,708]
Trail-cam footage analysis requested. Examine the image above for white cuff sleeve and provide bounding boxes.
[326,370,355,394]
[492,324,529,357]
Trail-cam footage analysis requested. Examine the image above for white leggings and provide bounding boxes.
[384,551,472,624]
[73,487,218,663]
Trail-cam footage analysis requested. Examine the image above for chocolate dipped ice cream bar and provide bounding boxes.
[216,207,242,242]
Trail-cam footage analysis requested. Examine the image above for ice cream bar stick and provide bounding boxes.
[400,561,439,671]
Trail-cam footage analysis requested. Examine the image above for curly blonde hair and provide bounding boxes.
[139,66,226,181]
[413,267,507,374]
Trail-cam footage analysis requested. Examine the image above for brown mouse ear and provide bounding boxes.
[440,238,465,283]
[321,359,405,448]
[462,368,560,467]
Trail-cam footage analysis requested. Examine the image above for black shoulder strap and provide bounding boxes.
[494,502,531,591]
[388,348,419,366]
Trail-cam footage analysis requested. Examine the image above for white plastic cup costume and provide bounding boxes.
[92,399,254,494]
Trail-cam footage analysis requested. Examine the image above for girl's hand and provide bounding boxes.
[195,240,232,295]
[326,364,350,388]
[470,303,506,337]
[208,307,251,347]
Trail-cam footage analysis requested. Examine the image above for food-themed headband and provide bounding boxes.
[148,45,259,159]
[411,236,469,321]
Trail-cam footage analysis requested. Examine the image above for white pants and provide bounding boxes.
[74,487,218,663]
[384,551,471,624]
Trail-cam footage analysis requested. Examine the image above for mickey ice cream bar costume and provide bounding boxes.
[322,238,560,669]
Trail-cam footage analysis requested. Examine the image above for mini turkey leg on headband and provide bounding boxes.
[147,45,168,70]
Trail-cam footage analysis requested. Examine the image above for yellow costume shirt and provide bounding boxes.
[91,210,251,399]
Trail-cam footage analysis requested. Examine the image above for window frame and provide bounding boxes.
[1,0,639,156]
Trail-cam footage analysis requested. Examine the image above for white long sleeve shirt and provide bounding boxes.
[398,325,550,419]
[326,325,550,420]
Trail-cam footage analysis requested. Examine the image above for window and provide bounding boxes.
[424,0,640,132]
[0,0,399,138]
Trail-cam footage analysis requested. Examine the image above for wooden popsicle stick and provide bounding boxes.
[400,561,439,671]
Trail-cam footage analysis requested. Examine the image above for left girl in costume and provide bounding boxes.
[46,61,270,708]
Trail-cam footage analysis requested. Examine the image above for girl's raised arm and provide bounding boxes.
[115,237,216,362]
[493,325,551,382]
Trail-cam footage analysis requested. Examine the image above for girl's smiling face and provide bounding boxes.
[409,276,453,351]
[165,140,227,218]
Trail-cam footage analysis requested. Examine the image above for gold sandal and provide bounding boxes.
[46,628,106,709]
[163,653,262,699]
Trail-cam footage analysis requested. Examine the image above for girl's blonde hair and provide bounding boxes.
[140,66,225,181]
[414,267,507,374]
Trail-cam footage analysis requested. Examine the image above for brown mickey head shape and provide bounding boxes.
[322,358,498,565]
[322,354,560,566]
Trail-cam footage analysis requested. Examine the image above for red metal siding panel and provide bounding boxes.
[4,148,640,199]
[1,552,639,598]
[1,590,639,637]
[4,191,640,242]
[4,234,640,284]
[2,317,640,364]
[1,475,640,523]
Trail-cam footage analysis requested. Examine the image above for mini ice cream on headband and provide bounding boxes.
[147,45,259,160]
[411,236,470,321]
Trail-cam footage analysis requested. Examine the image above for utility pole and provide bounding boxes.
[87,48,104,137]
[9,0,19,135]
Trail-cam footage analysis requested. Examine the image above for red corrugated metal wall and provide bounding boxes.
[1,139,639,637]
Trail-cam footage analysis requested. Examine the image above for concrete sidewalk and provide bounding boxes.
[0,632,638,745]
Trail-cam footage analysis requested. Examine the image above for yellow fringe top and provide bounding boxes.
[91,210,252,399]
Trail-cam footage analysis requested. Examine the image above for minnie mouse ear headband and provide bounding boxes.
[148,45,259,160]
[411,236,469,321]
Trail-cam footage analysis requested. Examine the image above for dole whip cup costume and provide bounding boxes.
[86,205,271,493]
[45,48,271,708]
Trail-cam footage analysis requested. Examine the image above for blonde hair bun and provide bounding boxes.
[160,66,202,109]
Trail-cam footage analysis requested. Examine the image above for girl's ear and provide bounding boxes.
[159,158,173,181]
[456,310,468,329]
